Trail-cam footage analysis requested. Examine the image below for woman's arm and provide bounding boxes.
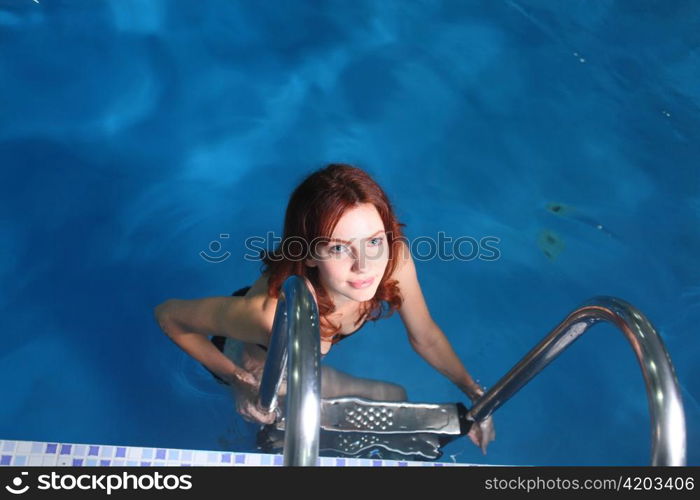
[393,242,495,453]
[153,294,274,382]
[407,320,484,401]
[154,299,247,386]
[154,297,278,424]
[413,325,496,454]
[394,242,483,396]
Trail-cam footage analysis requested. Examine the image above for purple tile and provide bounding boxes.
[398,462,407,467]
[72,459,83,466]
[100,460,111,466]
[140,461,151,466]
[182,463,190,466]
[45,443,58,454]
[434,463,443,467]
[336,458,346,466]
[234,454,245,464]
[60,444,72,455]
[155,449,166,460]
[273,455,283,466]
[115,447,126,458]
[221,454,231,463]
[88,446,99,456]
[1,456,11,465]
[372,460,382,467]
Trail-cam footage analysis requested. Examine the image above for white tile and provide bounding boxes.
[16,441,33,453]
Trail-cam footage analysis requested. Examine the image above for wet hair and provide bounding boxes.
[260,163,406,340]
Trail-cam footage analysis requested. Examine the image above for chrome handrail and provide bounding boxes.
[467,296,686,466]
[258,275,321,466]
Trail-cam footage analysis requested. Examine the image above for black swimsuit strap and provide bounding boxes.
[231,286,252,297]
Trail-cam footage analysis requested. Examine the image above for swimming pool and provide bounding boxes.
[1,0,697,465]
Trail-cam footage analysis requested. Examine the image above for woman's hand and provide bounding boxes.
[467,415,496,455]
[229,371,277,425]
[465,388,496,454]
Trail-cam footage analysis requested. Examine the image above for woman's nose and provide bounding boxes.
[351,252,368,272]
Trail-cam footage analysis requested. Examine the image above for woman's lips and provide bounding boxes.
[348,276,374,289]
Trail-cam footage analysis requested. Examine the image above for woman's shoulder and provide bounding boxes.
[241,272,320,343]
[244,272,271,297]
[243,272,279,316]
[389,238,435,337]
[246,272,319,306]
[392,238,412,274]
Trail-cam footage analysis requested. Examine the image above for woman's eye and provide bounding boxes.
[328,238,382,254]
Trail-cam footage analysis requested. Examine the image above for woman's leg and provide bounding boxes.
[320,365,407,401]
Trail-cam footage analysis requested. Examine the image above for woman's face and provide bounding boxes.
[306,203,389,308]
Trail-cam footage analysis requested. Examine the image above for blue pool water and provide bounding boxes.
[1,0,698,465]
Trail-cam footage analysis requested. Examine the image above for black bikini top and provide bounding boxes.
[229,285,368,353]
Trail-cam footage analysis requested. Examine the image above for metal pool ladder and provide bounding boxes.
[259,276,686,466]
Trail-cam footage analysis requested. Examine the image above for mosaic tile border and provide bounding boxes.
[0,439,469,467]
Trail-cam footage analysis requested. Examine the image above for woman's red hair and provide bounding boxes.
[260,163,406,340]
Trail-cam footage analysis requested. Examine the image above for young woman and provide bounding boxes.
[154,164,495,454]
